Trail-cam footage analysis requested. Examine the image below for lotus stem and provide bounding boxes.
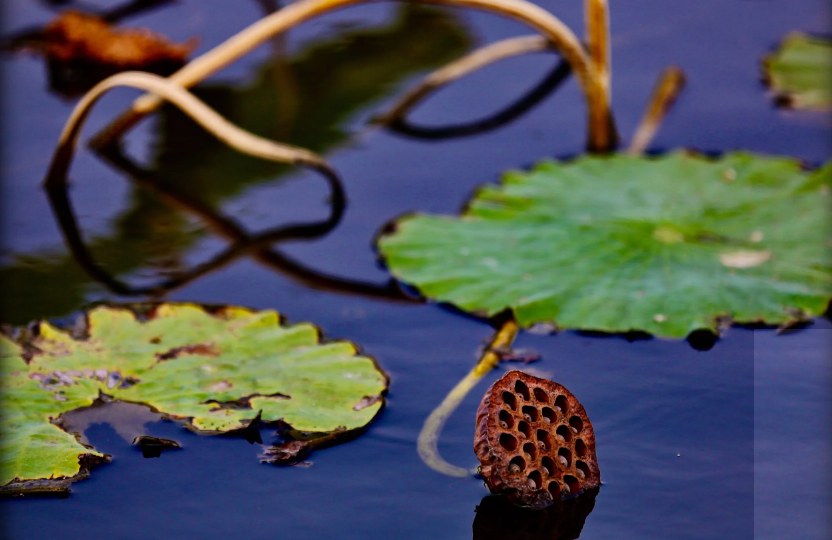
[417,319,519,477]
[585,0,617,150]
[375,35,552,127]
[628,65,686,155]
[43,71,336,188]
[585,0,610,98]
[89,0,612,152]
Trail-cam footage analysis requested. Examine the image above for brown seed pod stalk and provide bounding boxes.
[474,370,600,508]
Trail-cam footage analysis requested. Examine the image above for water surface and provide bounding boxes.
[1,1,830,538]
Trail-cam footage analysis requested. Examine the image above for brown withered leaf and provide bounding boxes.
[42,10,196,67]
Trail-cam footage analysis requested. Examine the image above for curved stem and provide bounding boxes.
[628,65,686,155]
[89,0,612,152]
[417,319,518,477]
[376,35,551,126]
[44,71,334,189]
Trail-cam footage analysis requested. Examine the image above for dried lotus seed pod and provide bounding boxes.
[474,370,600,508]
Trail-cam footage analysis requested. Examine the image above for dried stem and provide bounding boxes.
[89,0,612,152]
[417,319,519,477]
[584,0,617,150]
[375,35,552,126]
[44,71,335,188]
[628,65,686,155]
[585,0,610,98]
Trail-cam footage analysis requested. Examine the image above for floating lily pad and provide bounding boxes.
[763,32,832,110]
[378,151,832,338]
[1,303,387,492]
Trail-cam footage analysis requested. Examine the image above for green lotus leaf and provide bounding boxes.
[377,151,832,338]
[1,303,387,489]
[763,32,832,110]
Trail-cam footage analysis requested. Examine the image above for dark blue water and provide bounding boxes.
[1,0,830,538]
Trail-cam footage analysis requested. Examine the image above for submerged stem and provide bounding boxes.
[89,0,612,152]
[417,319,519,477]
[628,65,686,155]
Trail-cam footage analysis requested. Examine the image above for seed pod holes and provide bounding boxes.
[473,370,600,508]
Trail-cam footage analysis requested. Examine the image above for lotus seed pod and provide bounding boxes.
[474,370,600,508]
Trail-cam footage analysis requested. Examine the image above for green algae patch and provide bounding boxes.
[1,303,387,494]
[378,152,832,339]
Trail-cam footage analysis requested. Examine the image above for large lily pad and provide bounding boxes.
[377,151,832,338]
[763,32,832,110]
[1,303,387,491]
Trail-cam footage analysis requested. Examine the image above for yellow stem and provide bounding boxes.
[89,0,612,152]
[585,0,610,99]
[44,71,335,188]
[628,65,686,155]
[417,319,519,477]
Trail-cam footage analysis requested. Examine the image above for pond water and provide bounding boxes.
[1,0,830,538]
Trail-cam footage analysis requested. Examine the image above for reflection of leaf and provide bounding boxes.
[763,33,832,110]
[1,303,387,490]
[378,152,832,338]
[0,5,471,324]
[0,189,199,325]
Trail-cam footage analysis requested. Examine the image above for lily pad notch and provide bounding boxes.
[378,151,832,339]
[1,303,389,496]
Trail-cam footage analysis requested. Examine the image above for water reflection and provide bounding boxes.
[151,4,472,200]
[0,4,468,323]
[384,58,571,141]
[45,145,413,301]
[473,490,599,540]
[1,3,575,324]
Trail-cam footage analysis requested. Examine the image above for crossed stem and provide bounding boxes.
[44,71,336,190]
[89,0,615,152]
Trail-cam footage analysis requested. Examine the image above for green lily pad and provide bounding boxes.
[763,32,832,110]
[377,151,832,338]
[1,303,387,491]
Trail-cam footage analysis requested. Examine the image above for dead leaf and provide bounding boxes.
[42,10,196,67]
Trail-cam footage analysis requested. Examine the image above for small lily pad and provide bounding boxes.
[763,32,832,110]
[1,303,387,492]
[377,151,832,338]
